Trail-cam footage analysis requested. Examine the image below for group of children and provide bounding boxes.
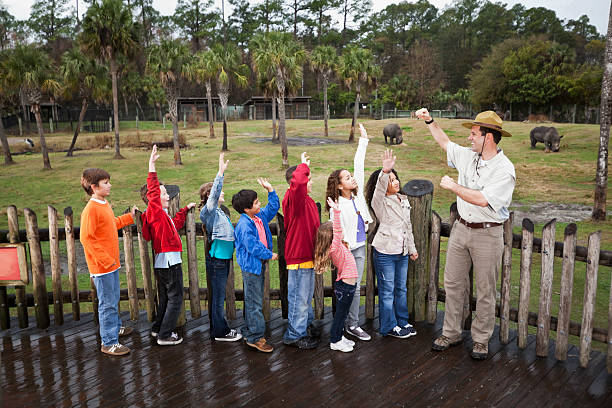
[79,124,418,356]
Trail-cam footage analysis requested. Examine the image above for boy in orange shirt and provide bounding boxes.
[80,168,137,356]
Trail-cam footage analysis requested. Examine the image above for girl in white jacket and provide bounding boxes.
[325,123,374,341]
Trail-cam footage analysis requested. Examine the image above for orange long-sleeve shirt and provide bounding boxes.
[80,198,134,275]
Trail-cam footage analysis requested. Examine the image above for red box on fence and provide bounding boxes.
[0,243,28,285]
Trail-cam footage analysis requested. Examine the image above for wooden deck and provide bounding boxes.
[2,308,611,407]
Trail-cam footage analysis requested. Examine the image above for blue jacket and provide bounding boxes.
[199,174,235,242]
[234,190,280,275]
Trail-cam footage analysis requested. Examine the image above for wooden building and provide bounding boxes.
[242,96,311,120]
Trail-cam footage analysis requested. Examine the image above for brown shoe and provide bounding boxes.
[431,335,463,351]
[101,343,130,356]
[118,326,133,337]
[247,338,274,353]
[471,342,488,360]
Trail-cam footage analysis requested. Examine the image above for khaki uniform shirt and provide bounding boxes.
[446,141,515,223]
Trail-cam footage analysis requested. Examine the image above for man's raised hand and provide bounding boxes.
[440,175,456,191]
[415,108,432,123]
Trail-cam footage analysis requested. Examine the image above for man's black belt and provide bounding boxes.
[458,217,502,229]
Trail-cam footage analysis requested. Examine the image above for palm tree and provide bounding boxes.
[80,0,137,159]
[251,32,306,167]
[61,47,109,157]
[6,45,60,170]
[147,39,192,165]
[310,45,338,137]
[210,43,249,151]
[338,45,378,142]
[187,49,217,138]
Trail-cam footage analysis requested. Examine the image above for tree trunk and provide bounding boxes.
[272,93,277,142]
[135,98,144,120]
[20,89,30,133]
[33,105,51,170]
[219,86,229,151]
[323,76,329,137]
[67,97,88,157]
[123,93,129,117]
[206,81,215,138]
[349,85,360,142]
[167,88,182,165]
[277,74,288,168]
[593,2,612,221]
[110,60,123,159]
[222,109,228,151]
[0,110,13,164]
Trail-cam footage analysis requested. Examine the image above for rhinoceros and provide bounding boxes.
[530,126,563,152]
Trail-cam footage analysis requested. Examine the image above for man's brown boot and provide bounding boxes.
[431,335,463,351]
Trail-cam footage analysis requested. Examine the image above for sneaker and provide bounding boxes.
[101,343,130,356]
[345,326,371,341]
[307,324,321,338]
[118,326,133,337]
[157,332,183,346]
[341,336,355,347]
[431,335,463,351]
[388,326,416,339]
[403,323,417,335]
[330,340,354,353]
[215,329,243,342]
[150,331,158,338]
[247,338,274,353]
[284,336,319,349]
[471,342,488,360]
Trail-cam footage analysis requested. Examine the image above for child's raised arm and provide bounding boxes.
[257,178,280,223]
[149,145,159,173]
[354,124,370,191]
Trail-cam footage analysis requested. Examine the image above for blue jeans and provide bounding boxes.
[152,263,184,339]
[330,280,357,343]
[206,256,231,339]
[373,249,410,335]
[242,267,266,343]
[92,270,121,347]
[283,267,315,342]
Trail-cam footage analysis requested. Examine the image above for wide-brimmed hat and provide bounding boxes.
[461,110,512,138]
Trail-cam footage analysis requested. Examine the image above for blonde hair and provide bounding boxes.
[313,221,334,274]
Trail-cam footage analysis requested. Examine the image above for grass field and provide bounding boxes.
[1,117,611,349]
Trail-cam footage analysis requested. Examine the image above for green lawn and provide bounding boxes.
[1,117,611,350]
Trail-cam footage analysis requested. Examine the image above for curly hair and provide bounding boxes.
[325,168,357,212]
[313,221,334,274]
[198,181,214,210]
[364,168,401,215]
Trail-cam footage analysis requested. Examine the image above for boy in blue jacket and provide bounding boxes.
[232,178,279,353]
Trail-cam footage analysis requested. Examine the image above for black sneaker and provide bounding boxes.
[284,336,319,349]
[157,332,183,346]
[307,324,321,338]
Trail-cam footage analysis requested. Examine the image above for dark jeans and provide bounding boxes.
[206,255,231,339]
[152,263,184,339]
[330,280,357,343]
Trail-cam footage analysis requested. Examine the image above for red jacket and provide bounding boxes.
[282,163,320,265]
[141,172,189,254]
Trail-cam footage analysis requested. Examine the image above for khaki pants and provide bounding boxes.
[442,221,504,344]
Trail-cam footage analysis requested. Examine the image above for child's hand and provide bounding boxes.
[410,252,419,261]
[187,202,197,210]
[149,145,159,172]
[382,149,396,173]
[130,206,139,218]
[301,152,310,166]
[271,253,279,261]
[358,123,370,139]
[218,153,229,176]
[326,197,339,211]
[257,177,273,192]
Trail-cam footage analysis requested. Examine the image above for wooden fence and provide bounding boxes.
[1,184,611,374]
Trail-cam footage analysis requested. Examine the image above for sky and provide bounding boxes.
[3,0,611,36]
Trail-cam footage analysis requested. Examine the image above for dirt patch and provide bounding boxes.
[509,202,593,225]
[252,137,347,146]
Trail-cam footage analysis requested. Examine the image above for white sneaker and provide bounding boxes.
[341,336,355,347]
[330,340,354,352]
[157,332,183,346]
[346,326,371,341]
[215,329,243,342]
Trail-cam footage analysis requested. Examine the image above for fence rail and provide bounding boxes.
[1,184,611,373]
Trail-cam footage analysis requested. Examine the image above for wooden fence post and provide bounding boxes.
[48,206,64,325]
[555,223,577,360]
[64,207,80,321]
[427,211,441,324]
[134,210,155,322]
[518,218,534,349]
[403,180,433,322]
[536,219,556,357]
[122,209,138,321]
[499,212,514,344]
[8,205,28,328]
[276,213,288,319]
[579,231,601,368]
[185,208,201,318]
[24,208,49,329]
